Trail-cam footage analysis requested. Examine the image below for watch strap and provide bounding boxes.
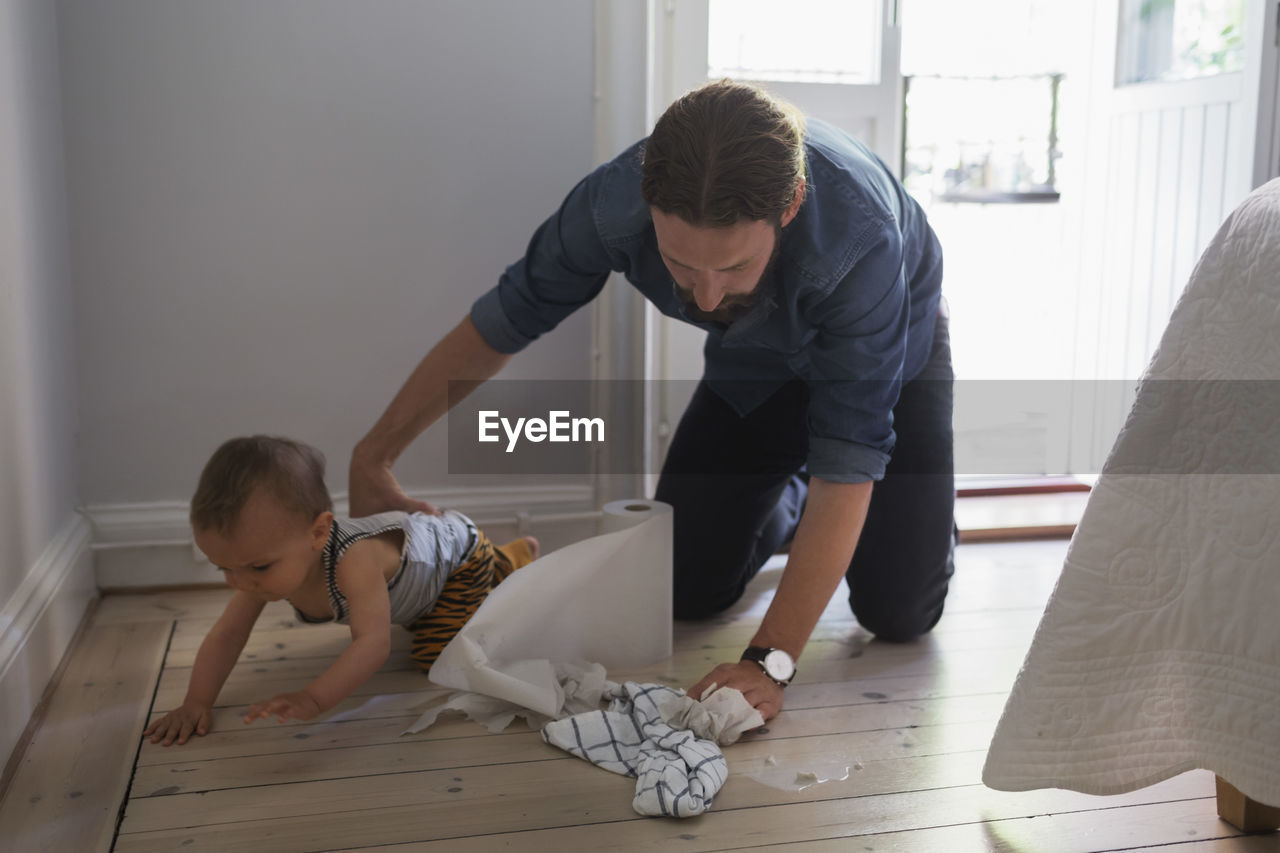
[740,645,795,686]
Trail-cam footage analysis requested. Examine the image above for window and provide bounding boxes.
[707,0,881,84]
[904,74,1063,203]
[1116,0,1245,85]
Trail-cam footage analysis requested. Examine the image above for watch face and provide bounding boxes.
[763,649,795,682]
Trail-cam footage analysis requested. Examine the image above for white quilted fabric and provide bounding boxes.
[982,178,1280,805]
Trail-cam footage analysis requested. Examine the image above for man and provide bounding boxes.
[349,80,954,720]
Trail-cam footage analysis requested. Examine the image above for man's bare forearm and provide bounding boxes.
[355,315,511,467]
[750,478,872,658]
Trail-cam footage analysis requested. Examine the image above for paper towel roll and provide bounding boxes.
[428,497,674,716]
[599,498,673,535]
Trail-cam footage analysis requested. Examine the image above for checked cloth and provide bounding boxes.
[541,680,761,817]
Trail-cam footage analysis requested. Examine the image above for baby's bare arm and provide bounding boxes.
[246,544,392,722]
[310,546,393,708]
[145,591,264,744]
[186,591,266,705]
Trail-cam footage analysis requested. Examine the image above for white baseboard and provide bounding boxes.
[85,483,602,589]
[0,512,96,769]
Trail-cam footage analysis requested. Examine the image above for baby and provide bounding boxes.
[144,434,537,746]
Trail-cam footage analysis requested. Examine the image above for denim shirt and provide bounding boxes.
[470,119,943,483]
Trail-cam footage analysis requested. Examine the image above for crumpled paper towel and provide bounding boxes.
[404,660,612,734]
[693,682,768,745]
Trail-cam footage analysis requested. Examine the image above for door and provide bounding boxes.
[1067,0,1275,473]
[648,0,904,486]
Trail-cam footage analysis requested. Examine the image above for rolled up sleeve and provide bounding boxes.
[470,169,619,354]
[805,226,909,483]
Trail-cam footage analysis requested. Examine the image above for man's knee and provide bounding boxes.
[851,553,952,641]
[672,572,742,620]
[672,553,753,620]
[852,604,944,643]
[673,595,729,621]
[848,520,956,642]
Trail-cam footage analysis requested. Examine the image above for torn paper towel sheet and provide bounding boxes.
[427,501,672,718]
[541,681,764,818]
[404,661,612,735]
[692,682,768,745]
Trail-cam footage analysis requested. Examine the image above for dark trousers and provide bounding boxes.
[654,313,955,642]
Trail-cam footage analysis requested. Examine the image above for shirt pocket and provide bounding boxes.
[744,324,817,358]
[785,349,813,375]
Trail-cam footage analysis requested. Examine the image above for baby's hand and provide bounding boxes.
[143,701,212,746]
[244,691,322,725]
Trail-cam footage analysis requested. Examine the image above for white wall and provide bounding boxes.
[0,0,609,756]
[58,0,601,521]
[0,0,95,766]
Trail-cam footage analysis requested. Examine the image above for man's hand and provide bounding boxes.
[689,660,785,721]
[244,691,323,725]
[348,451,439,518]
[143,701,212,746]
[348,316,512,518]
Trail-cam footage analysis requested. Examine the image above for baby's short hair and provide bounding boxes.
[190,435,333,535]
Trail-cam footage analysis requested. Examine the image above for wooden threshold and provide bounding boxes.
[958,524,1076,544]
[957,476,1092,498]
[955,489,1089,544]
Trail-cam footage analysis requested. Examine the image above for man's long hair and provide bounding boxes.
[641,79,807,227]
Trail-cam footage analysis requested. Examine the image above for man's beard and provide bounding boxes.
[674,223,783,325]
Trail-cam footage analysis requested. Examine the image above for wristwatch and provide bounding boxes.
[740,645,797,687]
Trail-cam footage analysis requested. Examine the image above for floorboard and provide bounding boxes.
[2,538,1270,851]
[0,621,170,852]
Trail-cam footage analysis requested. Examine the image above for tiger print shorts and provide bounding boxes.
[406,532,535,672]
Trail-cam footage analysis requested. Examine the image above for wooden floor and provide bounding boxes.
[5,540,1279,852]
